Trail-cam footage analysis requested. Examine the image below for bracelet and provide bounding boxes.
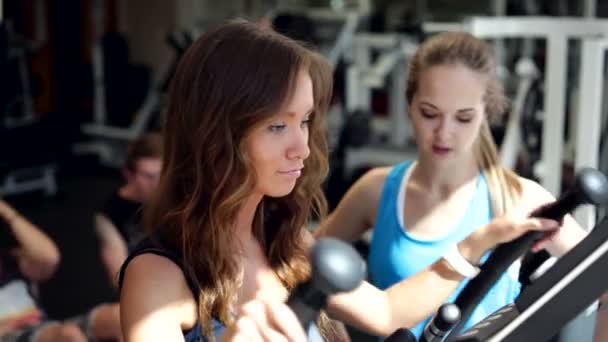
[443,244,481,278]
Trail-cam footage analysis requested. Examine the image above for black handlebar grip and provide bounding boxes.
[286,238,366,330]
[385,328,418,342]
[446,168,608,339]
[421,303,461,342]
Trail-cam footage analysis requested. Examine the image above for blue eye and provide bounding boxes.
[269,124,286,132]
[301,118,311,127]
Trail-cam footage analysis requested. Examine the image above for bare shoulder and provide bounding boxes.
[514,176,556,214]
[518,176,555,201]
[345,166,393,215]
[120,253,197,334]
[123,253,191,287]
[361,166,392,185]
[355,166,392,197]
[314,166,394,241]
[353,166,395,223]
[121,253,196,304]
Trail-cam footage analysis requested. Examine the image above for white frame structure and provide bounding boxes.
[574,37,608,229]
[346,33,419,147]
[343,33,420,174]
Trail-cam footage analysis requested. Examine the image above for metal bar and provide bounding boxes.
[467,17,608,38]
[573,39,607,228]
[540,35,567,196]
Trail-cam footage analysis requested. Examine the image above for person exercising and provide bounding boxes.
[117,20,563,341]
[314,31,587,338]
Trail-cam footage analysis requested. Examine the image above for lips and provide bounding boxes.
[279,167,303,177]
[432,145,452,154]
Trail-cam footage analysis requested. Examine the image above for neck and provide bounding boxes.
[235,193,264,248]
[413,154,480,195]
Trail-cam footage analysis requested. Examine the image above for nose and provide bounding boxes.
[287,127,310,161]
[434,117,451,142]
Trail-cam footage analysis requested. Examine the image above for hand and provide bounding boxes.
[459,216,560,263]
[221,298,307,342]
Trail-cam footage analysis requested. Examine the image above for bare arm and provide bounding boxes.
[315,166,477,334]
[95,213,129,287]
[120,253,197,342]
[314,167,389,242]
[327,256,466,336]
[324,216,558,336]
[0,200,60,282]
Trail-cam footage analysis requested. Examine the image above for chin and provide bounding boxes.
[266,189,295,198]
[264,184,297,198]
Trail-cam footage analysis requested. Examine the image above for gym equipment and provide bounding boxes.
[345,33,417,148]
[444,168,608,338]
[0,10,57,197]
[387,168,608,342]
[385,328,417,342]
[287,238,366,337]
[451,213,608,341]
[384,302,461,342]
[1,21,35,128]
[577,37,608,226]
[75,0,190,167]
[340,32,419,184]
[420,304,461,342]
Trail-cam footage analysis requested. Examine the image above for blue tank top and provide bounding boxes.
[368,161,521,338]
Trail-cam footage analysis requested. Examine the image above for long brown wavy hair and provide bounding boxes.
[143,19,336,340]
[406,31,522,216]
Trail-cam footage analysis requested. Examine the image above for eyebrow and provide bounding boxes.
[286,108,315,117]
[419,101,475,113]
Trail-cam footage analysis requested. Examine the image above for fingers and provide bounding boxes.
[263,298,307,342]
[517,217,559,236]
[529,218,560,231]
[240,300,284,342]
[531,229,559,252]
[233,315,265,342]
[230,298,307,342]
[480,216,560,248]
[509,217,557,245]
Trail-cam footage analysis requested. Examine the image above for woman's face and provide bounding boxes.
[410,63,487,166]
[245,70,314,197]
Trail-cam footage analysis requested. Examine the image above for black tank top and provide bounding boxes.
[118,238,225,341]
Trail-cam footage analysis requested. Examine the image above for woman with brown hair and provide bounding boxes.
[118,21,561,341]
[315,31,587,338]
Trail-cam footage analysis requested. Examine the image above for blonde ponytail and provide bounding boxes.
[476,120,522,217]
